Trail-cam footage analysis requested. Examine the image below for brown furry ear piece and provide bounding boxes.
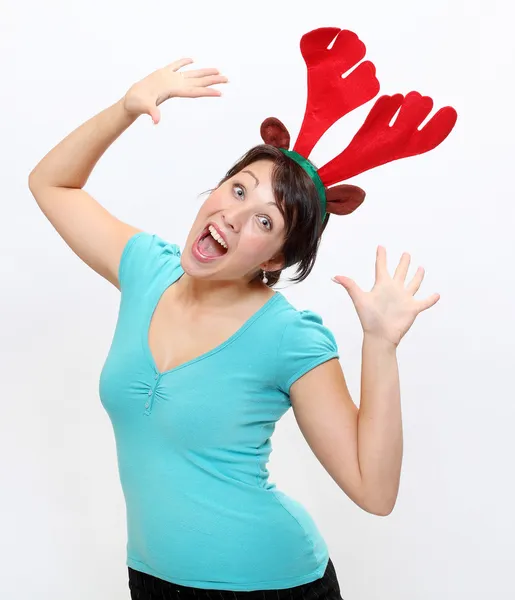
[260,117,291,149]
[326,184,366,215]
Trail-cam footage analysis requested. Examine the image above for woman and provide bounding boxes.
[28,45,449,599]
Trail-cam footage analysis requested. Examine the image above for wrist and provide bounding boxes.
[363,333,398,354]
[116,97,140,124]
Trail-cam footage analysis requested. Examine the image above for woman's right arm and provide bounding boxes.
[29,99,142,289]
[28,59,227,289]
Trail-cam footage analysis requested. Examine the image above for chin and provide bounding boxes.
[179,251,222,281]
[179,253,207,278]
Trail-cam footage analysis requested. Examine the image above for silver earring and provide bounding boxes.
[262,270,268,285]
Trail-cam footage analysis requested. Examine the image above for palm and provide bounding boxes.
[124,58,228,123]
[333,246,440,347]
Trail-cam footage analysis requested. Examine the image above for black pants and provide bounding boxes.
[128,559,343,600]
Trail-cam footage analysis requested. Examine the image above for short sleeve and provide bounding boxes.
[118,232,181,294]
[276,310,339,395]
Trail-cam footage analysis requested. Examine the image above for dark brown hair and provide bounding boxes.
[217,145,331,287]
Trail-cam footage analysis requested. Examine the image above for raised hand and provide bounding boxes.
[332,246,440,347]
[123,58,228,124]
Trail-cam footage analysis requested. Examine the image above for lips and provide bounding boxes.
[192,222,229,263]
[195,222,228,247]
[207,222,228,248]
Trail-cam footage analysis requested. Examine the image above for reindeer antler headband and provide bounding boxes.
[260,27,458,220]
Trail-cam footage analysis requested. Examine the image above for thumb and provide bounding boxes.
[332,275,358,297]
[149,106,161,125]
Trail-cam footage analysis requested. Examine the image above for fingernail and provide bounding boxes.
[331,277,338,283]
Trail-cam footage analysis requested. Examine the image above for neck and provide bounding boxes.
[174,272,272,310]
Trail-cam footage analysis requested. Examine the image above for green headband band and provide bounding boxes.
[279,149,327,220]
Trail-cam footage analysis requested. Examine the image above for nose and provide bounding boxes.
[221,210,241,234]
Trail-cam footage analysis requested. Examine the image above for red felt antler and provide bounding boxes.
[259,27,458,218]
[318,91,458,185]
[293,28,380,158]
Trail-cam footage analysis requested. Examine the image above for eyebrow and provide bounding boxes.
[240,169,278,209]
[242,169,259,188]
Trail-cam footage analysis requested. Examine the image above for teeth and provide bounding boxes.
[208,225,228,249]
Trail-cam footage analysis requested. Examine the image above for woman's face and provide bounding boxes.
[182,159,286,282]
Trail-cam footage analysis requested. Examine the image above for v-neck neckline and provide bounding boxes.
[142,267,283,377]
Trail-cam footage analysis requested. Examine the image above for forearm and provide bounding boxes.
[357,334,403,515]
[29,98,137,189]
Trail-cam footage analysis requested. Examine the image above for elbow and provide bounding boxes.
[363,502,395,517]
[28,170,40,193]
[373,504,395,517]
[28,164,48,191]
[360,491,398,516]
[28,171,50,200]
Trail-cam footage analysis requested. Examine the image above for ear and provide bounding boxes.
[261,252,285,274]
[260,117,291,149]
[325,184,366,215]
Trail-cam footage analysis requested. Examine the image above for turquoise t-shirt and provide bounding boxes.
[99,232,339,591]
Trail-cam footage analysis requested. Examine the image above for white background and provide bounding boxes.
[1,0,511,598]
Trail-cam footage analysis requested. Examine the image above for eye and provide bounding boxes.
[232,182,272,230]
[233,184,245,199]
[259,216,272,231]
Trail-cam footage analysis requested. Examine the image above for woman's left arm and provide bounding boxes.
[357,334,402,515]
[290,347,401,517]
[290,246,439,516]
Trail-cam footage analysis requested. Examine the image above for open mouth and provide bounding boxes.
[193,224,229,261]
